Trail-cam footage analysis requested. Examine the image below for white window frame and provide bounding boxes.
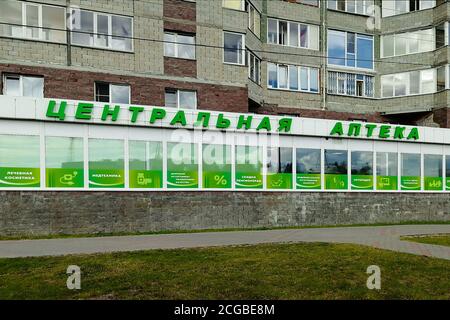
[223,31,246,66]
[328,0,374,16]
[164,32,196,60]
[2,74,44,97]
[381,69,438,98]
[94,82,131,104]
[165,89,198,110]
[327,71,374,98]
[267,18,319,50]
[248,50,261,85]
[69,8,134,52]
[381,29,436,58]
[247,1,261,38]
[267,62,319,94]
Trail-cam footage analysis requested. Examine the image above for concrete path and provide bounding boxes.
[0,225,449,260]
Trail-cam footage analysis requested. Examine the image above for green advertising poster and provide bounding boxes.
[446,178,450,191]
[46,168,84,188]
[0,167,40,188]
[267,173,292,190]
[129,170,162,188]
[167,143,198,189]
[296,174,321,190]
[89,169,125,188]
[424,177,443,191]
[351,175,373,190]
[325,174,348,190]
[376,176,398,191]
[129,141,163,189]
[202,145,232,189]
[235,146,263,189]
[401,176,421,191]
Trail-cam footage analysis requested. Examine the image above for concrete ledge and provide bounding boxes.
[0,191,449,237]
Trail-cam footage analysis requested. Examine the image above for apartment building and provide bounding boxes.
[0,0,449,126]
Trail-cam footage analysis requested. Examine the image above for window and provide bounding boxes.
[89,139,124,188]
[95,83,130,104]
[436,23,446,49]
[46,137,84,188]
[165,89,197,110]
[223,0,244,10]
[129,141,163,189]
[247,2,261,38]
[202,144,232,189]
[328,72,374,97]
[248,51,261,84]
[376,152,398,190]
[223,31,245,65]
[382,0,436,17]
[0,134,40,188]
[325,150,348,190]
[266,147,293,190]
[167,142,198,188]
[401,153,421,191]
[267,62,319,93]
[267,18,319,50]
[381,69,438,98]
[296,148,321,189]
[0,1,66,43]
[164,32,195,60]
[437,65,446,91]
[381,29,434,58]
[71,9,133,51]
[328,30,374,70]
[3,74,44,98]
[351,151,373,190]
[235,145,263,189]
[328,0,374,15]
[424,154,443,191]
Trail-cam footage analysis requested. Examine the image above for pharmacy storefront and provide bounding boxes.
[1,96,450,193]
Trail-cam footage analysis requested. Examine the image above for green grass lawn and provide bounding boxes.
[402,234,450,247]
[0,243,449,300]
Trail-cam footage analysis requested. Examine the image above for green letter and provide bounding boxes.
[256,117,272,131]
[75,103,94,120]
[365,124,377,138]
[46,100,66,121]
[150,108,166,124]
[407,128,420,140]
[216,114,231,129]
[170,110,187,126]
[237,115,253,130]
[194,112,211,128]
[129,106,144,123]
[330,122,344,136]
[278,118,292,133]
[379,125,391,139]
[101,105,120,122]
[348,123,362,137]
[393,127,405,140]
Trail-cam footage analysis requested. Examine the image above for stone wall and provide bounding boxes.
[0,191,448,237]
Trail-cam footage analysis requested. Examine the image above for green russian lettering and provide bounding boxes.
[101,105,120,122]
[170,110,187,126]
[129,106,144,123]
[379,125,391,139]
[46,100,66,121]
[278,118,292,133]
[216,114,231,129]
[365,124,377,138]
[150,108,166,124]
[348,123,361,137]
[194,112,211,128]
[256,117,272,131]
[75,103,94,120]
[407,127,420,140]
[393,127,405,140]
[330,122,344,136]
[237,115,253,130]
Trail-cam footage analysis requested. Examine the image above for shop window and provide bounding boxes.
[88,139,124,188]
[223,31,245,65]
[325,150,348,190]
[95,83,130,104]
[45,137,84,188]
[129,141,163,189]
[266,147,293,190]
[3,74,44,98]
[376,152,398,190]
[296,148,321,189]
[351,151,373,190]
[202,144,232,189]
[167,142,198,189]
[0,134,40,188]
[235,145,263,189]
[424,154,443,190]
[165,89,197,110]
[164,32,196,60]
[400,153,421,191]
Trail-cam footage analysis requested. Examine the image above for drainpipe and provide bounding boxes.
[66,0,71,66]
[321,0,327,111]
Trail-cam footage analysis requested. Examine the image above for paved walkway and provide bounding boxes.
[0,225,449,259]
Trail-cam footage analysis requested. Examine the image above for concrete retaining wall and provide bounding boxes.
[0,191,449,236]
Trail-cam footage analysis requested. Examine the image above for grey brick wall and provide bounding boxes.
[0,191,448,237]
